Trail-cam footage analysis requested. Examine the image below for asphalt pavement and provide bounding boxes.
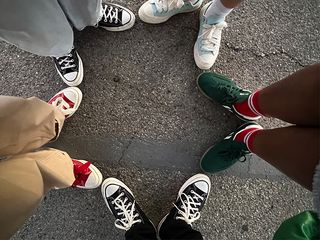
[0,0,318,239]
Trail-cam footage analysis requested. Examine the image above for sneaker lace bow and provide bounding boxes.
[56,54,76,70]
[113,193,141,230]
[217,85,242,105]
[174,190,203,225]
[219,141,248,162]
[50,95,75,116]
[200,22,227,51]
[102,4,120,23]
[73,161,92,186]
[151,0,184,12]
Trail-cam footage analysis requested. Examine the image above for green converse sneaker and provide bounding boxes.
[197,72,261,121]
[200,122,263,173]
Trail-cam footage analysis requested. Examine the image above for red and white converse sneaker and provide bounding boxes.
[72,159,103,189]
[48,87,82,118]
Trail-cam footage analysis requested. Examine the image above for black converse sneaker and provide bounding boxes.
[101,178,156,232]
[158,174,211,238]
[98,3,135,31]
[53,47,83,86]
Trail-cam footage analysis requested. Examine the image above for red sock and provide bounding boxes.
[234,126,262,152]
[233,91,263,118]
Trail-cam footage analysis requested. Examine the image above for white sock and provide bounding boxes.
[204,0,233,24]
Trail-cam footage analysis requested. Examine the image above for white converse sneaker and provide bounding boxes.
[53,47,84,86]
[72,159,103,189]
[194,2,227,69]
[139,0,203,24]
[48,87,82,118]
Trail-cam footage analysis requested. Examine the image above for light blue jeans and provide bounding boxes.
[0,0,102,57]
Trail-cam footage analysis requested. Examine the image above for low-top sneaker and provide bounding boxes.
[197,71,261,121]
[194,2,227,69]
[158,174,210,238]
[72,159,103,189]
[102,178,156,232]
[48,87,82,118]
[200,122,263,173]
[139,0,203,24]
[98,3,135,31]
[53,47,83,86]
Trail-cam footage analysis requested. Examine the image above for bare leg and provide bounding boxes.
[259,64,320,126]
[252,126,319,190]
[221,0,242,8]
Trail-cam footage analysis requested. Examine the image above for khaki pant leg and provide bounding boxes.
[0,148,75,239]
[0,96,65,156]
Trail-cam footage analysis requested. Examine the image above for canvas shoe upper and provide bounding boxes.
[200,122,263,173]
[48,87,82,118]
[53,47,83,86]
[139,0,203,24]
[98,3,135,31]
[72,159,103,189]
[197,71,261,121]
[101,178,156,232]
[158,174,210,238]
[194,2,227,69]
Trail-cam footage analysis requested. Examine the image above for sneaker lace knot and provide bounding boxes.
[56,53,76,70]
[72,160,92,186]
[102,4,120,24]
[49,94,75,116]
[151,0,184,12]
[217,85,243,105]
[200,22,227,51]
[113,193,142,230]
[174,191,203,225]
[220,143,248,162]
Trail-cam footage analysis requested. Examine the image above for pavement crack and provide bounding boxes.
[224,43,306,67]
[117,137,134,165]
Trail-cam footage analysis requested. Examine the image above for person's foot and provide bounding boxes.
[200,122,263,173]
[139,0,203,24]
[197,71,261,121]
[48,87,82,118]
[98,3,135,31]
[72,159,103,189]
[53,47,83,86]
[158,174,210,238]
[102,178,156,231]
[194,2,227,69]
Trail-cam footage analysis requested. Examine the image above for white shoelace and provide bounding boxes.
[112,192,141,230]
[50,97,74,116]
[174,190,204,225]
[151,0,184,12]
[56,54,76,70]
[199,22,227,51]
[102,5,119,23]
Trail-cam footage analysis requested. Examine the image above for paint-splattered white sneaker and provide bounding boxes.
[194,2,227,69]
[139,0,203,24]
[48,87,82,118]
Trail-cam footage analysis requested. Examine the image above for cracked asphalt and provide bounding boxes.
[0,0,319,239]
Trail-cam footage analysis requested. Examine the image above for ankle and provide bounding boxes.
[234,126,263,152]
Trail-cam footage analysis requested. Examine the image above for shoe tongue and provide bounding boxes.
[106,185,121,197]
